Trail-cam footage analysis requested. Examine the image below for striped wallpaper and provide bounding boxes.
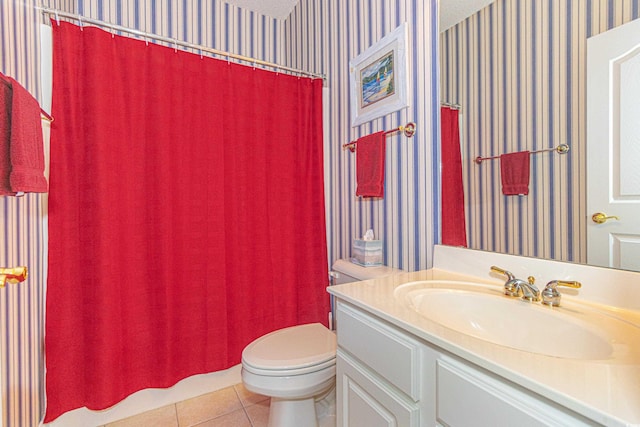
[0,0,638,426]
[286,0,440,273]
[70,0,286,65]
[440,0,640,263]
[0,1,55,425]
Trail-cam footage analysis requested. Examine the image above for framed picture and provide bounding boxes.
[349,23,410,127]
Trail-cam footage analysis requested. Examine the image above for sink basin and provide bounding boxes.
[394,280,640,360]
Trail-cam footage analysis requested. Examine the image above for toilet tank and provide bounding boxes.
[328,259,403,330]
[331,259,403,285]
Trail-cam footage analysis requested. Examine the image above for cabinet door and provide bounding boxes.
[436,356,598,427]
[336,301,422,400]
[337,350,420,427]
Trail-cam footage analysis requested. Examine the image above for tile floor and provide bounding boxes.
[101,383,270,427]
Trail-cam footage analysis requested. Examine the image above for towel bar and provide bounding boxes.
[475,143,569,164]
[344,122,416,152]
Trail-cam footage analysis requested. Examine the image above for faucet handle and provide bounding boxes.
[490,266,514,280]
[541,280,582,307]
[491,266,521,296]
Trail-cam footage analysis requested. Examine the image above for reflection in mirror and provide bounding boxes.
[439,0,640,270]
[586,17,640,272]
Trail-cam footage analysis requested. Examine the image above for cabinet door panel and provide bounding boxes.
[337,301,421,400]
[337,350,419,427]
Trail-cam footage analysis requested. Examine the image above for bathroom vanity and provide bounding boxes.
[328,246,640,427]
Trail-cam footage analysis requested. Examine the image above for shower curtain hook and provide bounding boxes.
[145,36,149,46]
[173,39,178,53]
[111,27,115,38]
[199,48,203,59]
[54,11,60,25]
[227,54,230,65]
[78,15,83,31]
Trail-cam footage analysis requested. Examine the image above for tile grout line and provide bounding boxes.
[173,403,179,427]
[233,384,257,426]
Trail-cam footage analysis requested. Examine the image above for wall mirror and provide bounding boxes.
[439,0,640,271]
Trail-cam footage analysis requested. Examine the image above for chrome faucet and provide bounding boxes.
[490,266,540,302]
[0,266,28,288]
[518,276,541,302]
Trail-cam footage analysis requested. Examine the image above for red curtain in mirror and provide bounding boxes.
[440,106,467,247]
[45,21,329,421]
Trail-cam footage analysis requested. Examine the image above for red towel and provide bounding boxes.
[0,79,12,195]
[500,151,530,195]
[355,131,386,198]
[440,106,467,247]
[0,75,48,195]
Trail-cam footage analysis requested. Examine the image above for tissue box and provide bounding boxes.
[352,239,383,266]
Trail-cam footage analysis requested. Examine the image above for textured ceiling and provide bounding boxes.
[439,0,496,31]
[223,0,299,20]
[223,0,496,30]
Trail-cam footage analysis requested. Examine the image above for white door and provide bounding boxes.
[587,18,640,270]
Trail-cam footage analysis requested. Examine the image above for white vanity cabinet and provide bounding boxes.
[335,300,598,427]
[336,301,426,427]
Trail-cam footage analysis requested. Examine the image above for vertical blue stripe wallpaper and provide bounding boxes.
[72,0,285,65]
[285,0,440,273]
[1,0,637,425]
[0,1,61,424]
[440,0,640,264]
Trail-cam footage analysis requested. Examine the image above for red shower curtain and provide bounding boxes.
[45,22,329,421]
[440,106,467,247]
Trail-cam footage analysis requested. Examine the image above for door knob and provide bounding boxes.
[0,266,28,288]
[591,212,619,224]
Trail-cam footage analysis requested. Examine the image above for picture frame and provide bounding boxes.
[349,23,410,127]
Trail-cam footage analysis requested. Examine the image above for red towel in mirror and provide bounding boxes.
[0,74,48,196]
[0,78,12,195]
[500,151,530,196]
[7,76,48,194]
[355,131,386,198]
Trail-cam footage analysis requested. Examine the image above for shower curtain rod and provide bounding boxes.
[37,7,326,81]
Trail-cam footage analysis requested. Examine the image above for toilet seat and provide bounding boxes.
[242,323,336,376]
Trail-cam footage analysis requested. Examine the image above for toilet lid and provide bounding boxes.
[242,323,336,371]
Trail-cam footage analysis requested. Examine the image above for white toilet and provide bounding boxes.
[241,259,403,427]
